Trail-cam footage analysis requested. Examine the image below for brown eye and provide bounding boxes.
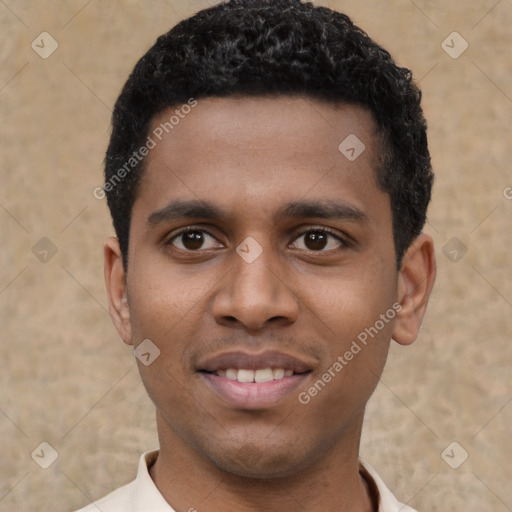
[291,229,344,252]
[304,231,328,250]
[181,231,205,250]
[169,229,222,251]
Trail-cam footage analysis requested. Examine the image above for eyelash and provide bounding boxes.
[295,229,352,252]
[165,226,350,253]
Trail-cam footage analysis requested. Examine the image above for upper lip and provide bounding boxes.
[198,350,314,373]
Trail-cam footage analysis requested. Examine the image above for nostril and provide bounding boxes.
[269,315,287,323]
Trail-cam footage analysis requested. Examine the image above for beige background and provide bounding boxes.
[1,1,511,511]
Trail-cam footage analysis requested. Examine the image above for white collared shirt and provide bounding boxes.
[74,450,417,512]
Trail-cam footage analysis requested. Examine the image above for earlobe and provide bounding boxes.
[392,233,436,346]
[104,237,132,345]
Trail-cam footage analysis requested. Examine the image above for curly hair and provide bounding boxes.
[104,0,433,269]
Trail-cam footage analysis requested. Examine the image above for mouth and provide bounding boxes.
[212,367,296,382]
[197,351,314,409]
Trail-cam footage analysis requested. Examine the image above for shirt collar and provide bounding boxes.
[360,458,417,512]
[132,450,416,512]
[132,450,175,511]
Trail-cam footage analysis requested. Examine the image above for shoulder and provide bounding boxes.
[72,479,136,512]
[71,450,160,512]
[72,478,136,512]
[359,459,418,512]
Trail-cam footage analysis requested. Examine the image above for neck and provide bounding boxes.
[149,412,375,512]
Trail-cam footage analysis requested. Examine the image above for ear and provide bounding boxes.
[392,233,436,346]
[104,237,132,345]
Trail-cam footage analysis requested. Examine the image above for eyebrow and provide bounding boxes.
[148,200,228,225]
[279,199,368,222]
[147,198,368,225]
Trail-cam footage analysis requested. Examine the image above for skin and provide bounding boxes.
[104,96,436,512]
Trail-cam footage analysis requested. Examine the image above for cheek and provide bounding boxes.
[300,264,396,403]
[307,263,397,343]
[127,262,213,342]
[125,274,196,416]
[125,264,223,403]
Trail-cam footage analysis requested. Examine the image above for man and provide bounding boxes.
[77,0,436,510]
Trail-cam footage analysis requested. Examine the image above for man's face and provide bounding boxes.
[118,97,401,478]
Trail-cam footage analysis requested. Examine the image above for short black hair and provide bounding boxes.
[104,0,433,270]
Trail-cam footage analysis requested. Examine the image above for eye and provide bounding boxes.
[168,228,222,251]
[290,228,346,252]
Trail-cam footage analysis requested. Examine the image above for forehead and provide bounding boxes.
[134,96,387,225]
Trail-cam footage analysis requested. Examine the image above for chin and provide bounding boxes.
[204,440,317,480]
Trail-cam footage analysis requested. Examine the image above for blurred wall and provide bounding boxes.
[1,1,510,511]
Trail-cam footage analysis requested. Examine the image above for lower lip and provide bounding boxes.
[200,372,309,409]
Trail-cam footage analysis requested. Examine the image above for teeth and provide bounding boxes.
[254,368,274,383]
[237,369,254,383]
[272,368,285,379]
[218,368,294,383]
[225,368,238,380]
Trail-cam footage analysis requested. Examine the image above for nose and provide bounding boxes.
[212,247,300,331]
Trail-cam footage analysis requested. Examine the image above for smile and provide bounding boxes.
[216,367,294,382]
[198,350,314,409]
